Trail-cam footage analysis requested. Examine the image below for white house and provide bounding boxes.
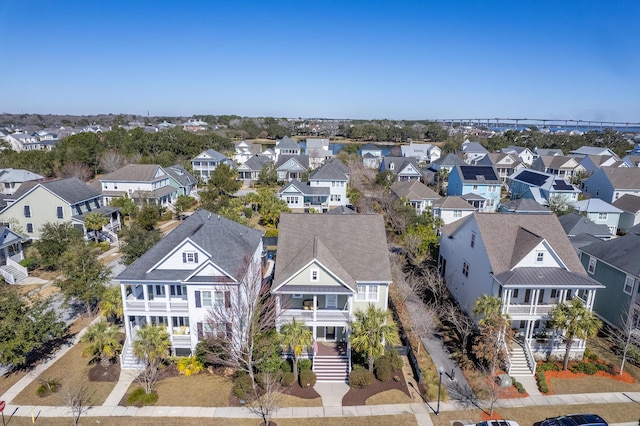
[391,180,441,215]
[308,158,349,207]
[115,210,264,367]
[99,164,179,207]
[191,149,230,183]
[401,142,441,163]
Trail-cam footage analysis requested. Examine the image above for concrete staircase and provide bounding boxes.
[313,355,350,383]
[120,340,145,370]
[0,264,27,284]
[509,342,535,376]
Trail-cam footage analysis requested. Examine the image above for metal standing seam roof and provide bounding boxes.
[494,267,604,288]
[571,198,623,214]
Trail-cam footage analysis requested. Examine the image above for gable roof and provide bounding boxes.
[279,179,330,196]
[580,233,640,276]
[101,164,165,182]
[569,146,617,157]
[309,160,348,181]
[11,177,100,205]
[431,153,466,168]
[165,164,197,186]
[535,148,563,156]
[276,155,310,169]
[238,155,273,172]
[460,141,489,154]
[0,168,44,183]
[390,180,441,200]
[502,146,532,155]
[273,214,391,288]
[432,195,477,210]
[454,165,501,184]
[381,157,420,174]
[194,149,228,161]
[116,209,263,282]
[612,194,640,212]
[275,137,299,150]
[597,167,640,189]
[558,213,612,237]
[441,213,587,275]
[500,198,551,213]
[571,198,622,214]
[359,143,381,152]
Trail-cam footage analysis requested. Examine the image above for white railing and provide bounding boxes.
[7,258,27,278]
[278,309,349,324]
[506,304,555,315]
[523,341,536,375]
[0,268,15,284]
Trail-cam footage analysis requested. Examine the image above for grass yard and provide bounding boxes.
[430,403,640,426]
[365,389,413,405]
[150,372,234,407]
[550,374,640,394]
[7,415,418,426]
[12,341,117,406]
[278,392,323,407]
[588,332,640,381]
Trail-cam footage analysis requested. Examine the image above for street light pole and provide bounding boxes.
[436,366,444,415]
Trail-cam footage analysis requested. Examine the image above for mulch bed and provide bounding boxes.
[283,382,322,399]
[88,362,121,382]
[342,369,410,406]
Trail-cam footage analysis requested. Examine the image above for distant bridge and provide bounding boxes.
[432,118,640,131]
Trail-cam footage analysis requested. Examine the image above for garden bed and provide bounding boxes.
[342,369,411,406]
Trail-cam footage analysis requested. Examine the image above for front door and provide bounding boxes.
[326,294,337,309]
[325,326,336,341]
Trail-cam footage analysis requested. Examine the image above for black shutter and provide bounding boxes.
[182,253,187,263]
[197,322,203,339]
[170,286,176,296]
[224,291,231,308]
[195,290,201,307]
[194,253,198,263]
[225,322,232,338]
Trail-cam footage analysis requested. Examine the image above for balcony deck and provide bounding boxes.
[278,308,349,325]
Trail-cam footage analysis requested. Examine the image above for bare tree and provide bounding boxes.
[203,255,282,388]
[247,371,285,426]
[59,161,92,180]
[99,150,128,173]
[475,366,511,417]
[607,303,640,375]
[440,301,474,360]
[61,378,93,426]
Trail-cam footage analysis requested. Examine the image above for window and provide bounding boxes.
[588,257,596,274]
[356,285,379,301]
[154,285,166,297]
[170,285,186,296]
[462,262,469,277]
[472,185,479,190]
[202,291,212,307]
[331,194,341,202]
[536,251,544,263]
[292,294,303,299]
[453,210,462,218]
[24,205,31,218]
[470,233,475,248]
[311,269,319,282]
[624,276,635,295]
[172,317,189,327]
[597,212,608,220]
[183,252,199,263]
[26,223,33,233]
[389,163,395,170]
[551,289,558,298]
[488,185,496,192]
[512,289,519,298]
[214,291,225,307]
[57,206,63,219]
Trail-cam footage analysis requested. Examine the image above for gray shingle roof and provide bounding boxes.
[432,196,476,210]
[580,233,640,276]
[11,177,100,205]
[276,155,310,169]
[571,198,622,214]
[273,214,392,289]
[275,137,299,150]
[0,168,44,183]
[166,165,197,186]
[599,167,640,189]
[431,153,466,167]
[101,164,164,182]
[279,179,330,196]
[326,206,357,215]
[309,161,348,181]
[558,213,612,237]
[116,209,263,282]
[238,155,272,172]
[391,180,441,201]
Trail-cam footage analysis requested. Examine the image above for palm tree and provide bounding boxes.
[472,294,503,324]
[350,304,399,373]
[551,298,602,371]
[80,320,122,367]
[99,286,123,322]
[279,318,312,383]
[133,325,171,394]
[84,212,108,243]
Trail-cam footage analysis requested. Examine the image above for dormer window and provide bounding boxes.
[311,269,319,282]
[536,251,544,263]
[389,163,395,170]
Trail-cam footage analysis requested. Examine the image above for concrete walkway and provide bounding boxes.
[314,382,350,407]
[422,332,474,404]
[101,370,138,406]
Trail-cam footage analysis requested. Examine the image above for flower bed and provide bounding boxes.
[536,358,636,394]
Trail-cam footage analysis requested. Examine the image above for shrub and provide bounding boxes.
[570,361,597,375]
[280,359,293,373]
[583,348,598,361]
[537,362,560,372]
[177,356,205,376]
[382,350,404,370]
[514,382,526,394]
[232,372,254,399]
[36,378,60,397]
[349,369,374,389]
[375,358,393,382]
[298,359,312,372]
[299,370,317,387]
[264,228,278,237]
[20,257,40,271]
[281,372,295,387]
[536,371,549,394]
[596,363,609,372]
[127,387,158,406]
[243,207,253,219]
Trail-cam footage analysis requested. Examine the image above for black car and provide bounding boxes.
[541,414,608,426]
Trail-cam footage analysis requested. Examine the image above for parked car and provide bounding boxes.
[464,421,520,426]
[540,414,608,426]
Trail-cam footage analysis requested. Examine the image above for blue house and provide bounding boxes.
[446,165,501,212]
[508,169,580,207]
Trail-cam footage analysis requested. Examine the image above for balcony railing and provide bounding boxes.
[278,308,349,324]
[505,304,556,316]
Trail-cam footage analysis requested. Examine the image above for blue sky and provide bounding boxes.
[1,1,639,122]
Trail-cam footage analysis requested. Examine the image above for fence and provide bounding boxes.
[389,297,422,383]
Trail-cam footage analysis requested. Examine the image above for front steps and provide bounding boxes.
[509,343,535,376]
[313,355,349,383]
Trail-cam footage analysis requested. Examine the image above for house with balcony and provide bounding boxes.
[115,209,264,368]
[279,179,330,212]
[271,213,392,382]
[474,153,525,184]
[99,164,179,207]
[308,159,349,207]
[0,226,28,284]
[380,157,421,182]
[500,146,535,166]
[459,140,489,164]
[0,177,121,242]
[391,180,442,215]
[446,165,501,212]
[612,195,640,231]
[579,230,640,336]
[438,213,604,375]
[306,138,334,169]
[191,149,230,183]
[237,155,273,184]
[583,167,640,203]
[232,140,262,165]
[359,143,383,169]
[274,137,301,160]
[276,155,310,182]
[401,142,441,164]
[432,196,477,225]
[532,155,586,182]
[508,169,580,207]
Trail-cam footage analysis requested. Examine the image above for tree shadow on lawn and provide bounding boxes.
[342,369,411,406]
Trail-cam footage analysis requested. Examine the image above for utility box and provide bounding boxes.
[497,373,512,388]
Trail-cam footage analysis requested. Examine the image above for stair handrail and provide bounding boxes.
[7,257,28,279]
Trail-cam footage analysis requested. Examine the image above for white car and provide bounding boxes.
[464,421,520,426]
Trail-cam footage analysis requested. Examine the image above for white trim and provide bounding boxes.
[271,259,355,292]
[145,238,210,274]
[623,275,634,295]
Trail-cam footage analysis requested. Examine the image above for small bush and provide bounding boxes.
[536,371,549,394]
[243,207,253,219]
[537,362,560,372]
[280,359,293,373]
[375,359,393,382]
[281,372,295,387]
[160,212,173,221]
[570,361,597,375]
[383,350,404,370]
[20,257,40,271]
[298,359,312,372]
[232,372,254,399]
[583,348,598,361]
[36,378,60,397]
[596,363,609,372]
[127,387,158,406]
[514,382,526,394]
[299,370,317,387]
[264,228,278,237]
[177,356,204,376]
[349,369,374,389]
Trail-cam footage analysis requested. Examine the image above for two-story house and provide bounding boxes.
[359,143,383,169]
[500,146,535,166]
[276,155,310,182]
[191,149,230,183]
[271,213,392,382]
[391,180,441,215]
[583,167,640,203]
[279,180,330,212]
[308,159,349,207]
[99,164,179,207]
[571,198,623,235]
[499,198,552,215]
[446,165,501,212]
[232,140,262,165]
[0,169,45,195]
[115,210,264,367]
[237,155,274,184]
[532,155,586,182]
[165,165,198,198]
[612,195,640,231]
[432,196,478,225]
[274,137,301,160]
[508,169,580,207]
[474,153,525,184]
[380,157,421,182]
[400,142,441,164]
[438,213,604,374]
[579,231,640,336]
[0,226,28,284]
[306,138,334,169]
[0,177,121,241]
[577,155,626,176]
[460,140,489,164]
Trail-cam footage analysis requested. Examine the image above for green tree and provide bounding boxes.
[35,222,83,270]
[174,195,195,219]
[56,241,110,314]
[350,304,399,372]
[133,204,161,231]
[207,163,241,195]
[374,170,396,188]
[99,286,124,322]
[279,318,312,383]
[110,195,138,224]
[133,325,171,393]
[255,188,289,227]
[257,162,278,187]
[118,223,162,265]
[550,298,602,370]
[84,212,108,243]
[81,320,122,367]
[472,295,503,323]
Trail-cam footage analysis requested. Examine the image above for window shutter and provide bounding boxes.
[197,322,203,339]
[225,322,232,338]
[194,253,199,263]
[195,291,201,307]
[170,286,176,296]
[224,291,231,308]
[182,253,187,263]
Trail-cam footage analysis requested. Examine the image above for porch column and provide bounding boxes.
[165,284,171,311]
[585,290,594,311]
[313,295,317,322]
[529,289,537,315]
[275,296,281,331]
[143,285,149,311]
[503,289,511,315]
[559,289,566,304]
[524,320,531,344]
[120,284,127,316]
[17,241,24,261]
